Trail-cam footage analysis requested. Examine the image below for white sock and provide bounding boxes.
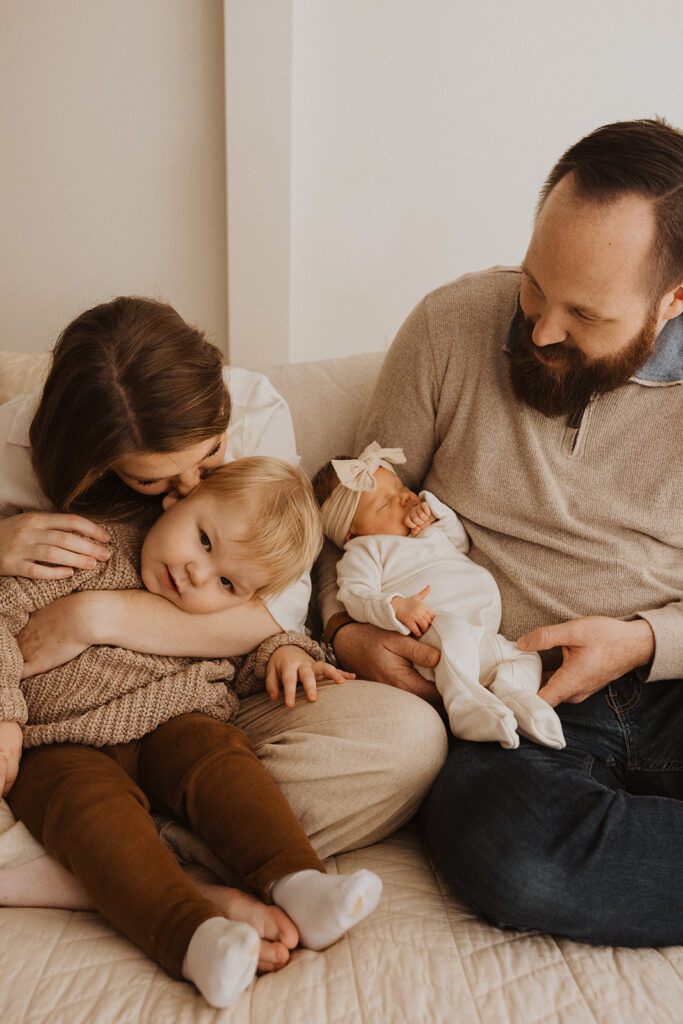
[181,916,259,1008]
[271,869,382,951]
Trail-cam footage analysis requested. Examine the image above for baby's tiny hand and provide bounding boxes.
[266,645,355,707]
[405,500,437,536]
[391,586,434,637]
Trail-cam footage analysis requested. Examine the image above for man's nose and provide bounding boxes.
[173,468,201,496]
[531,311,568,347]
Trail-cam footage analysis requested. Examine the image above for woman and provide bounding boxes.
[0,296,447,968]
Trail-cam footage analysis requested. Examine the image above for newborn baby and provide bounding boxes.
[315,442,565,750]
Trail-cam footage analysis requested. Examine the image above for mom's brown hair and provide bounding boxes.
[30,296,230,518]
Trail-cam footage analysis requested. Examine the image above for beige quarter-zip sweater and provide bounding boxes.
[351,267,682,680]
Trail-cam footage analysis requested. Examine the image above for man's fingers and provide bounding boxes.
[537,666,584,707]
[518,623,575,653]
[393,666,441,702]
[400,635,440,668]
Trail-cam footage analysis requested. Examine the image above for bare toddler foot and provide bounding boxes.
[185,863,298,972]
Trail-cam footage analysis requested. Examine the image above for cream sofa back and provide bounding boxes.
[0,349,385,477]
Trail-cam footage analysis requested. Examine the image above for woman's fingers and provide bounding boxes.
[0,512,111,576]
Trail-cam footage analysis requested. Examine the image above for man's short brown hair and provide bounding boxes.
[538,118,683,300]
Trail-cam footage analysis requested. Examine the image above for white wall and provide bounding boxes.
[0,0,227,354]
[2,1,682,366]
[288,0,683,363]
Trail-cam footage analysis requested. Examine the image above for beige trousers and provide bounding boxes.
[1,680,447,877]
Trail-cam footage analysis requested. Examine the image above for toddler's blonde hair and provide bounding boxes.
[201,456,322,596]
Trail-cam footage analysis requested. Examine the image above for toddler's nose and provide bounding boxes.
[187,562,211,588]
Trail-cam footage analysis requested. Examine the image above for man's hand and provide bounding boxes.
[404,500,437,536]
[265,646,354,707]
[17,592,102,678]
[332,621,441,702]
[0,721,23,796]
[518,616,655,707]
[391,586,434,636]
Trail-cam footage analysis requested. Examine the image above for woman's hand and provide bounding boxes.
[265,646,354,707]
[0,721,22,796]
[17,592,106,677]
[0,512,110,579]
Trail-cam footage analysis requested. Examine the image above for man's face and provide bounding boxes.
[140,486,271,614]
[510,176,665,417]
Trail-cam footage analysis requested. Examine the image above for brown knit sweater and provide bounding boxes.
[0,518,324,748]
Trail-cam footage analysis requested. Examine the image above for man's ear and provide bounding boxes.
[658,283,683,323]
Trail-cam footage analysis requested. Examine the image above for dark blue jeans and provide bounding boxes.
[419,672,683,946]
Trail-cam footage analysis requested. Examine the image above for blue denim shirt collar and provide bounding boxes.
[504,307,683,385]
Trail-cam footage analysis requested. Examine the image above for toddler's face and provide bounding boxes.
[348,467,420,539]
[140,487,271,614]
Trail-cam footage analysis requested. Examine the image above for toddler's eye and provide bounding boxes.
[220,577,233,590]
[200,530,211,551]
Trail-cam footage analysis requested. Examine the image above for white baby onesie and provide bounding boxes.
[337,491,565,750]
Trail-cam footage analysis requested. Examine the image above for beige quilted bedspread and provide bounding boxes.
[1,349,682,1022]
[2,825,683,1024]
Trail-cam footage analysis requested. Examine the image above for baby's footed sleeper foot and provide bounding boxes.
[271,868,383,950]
[491,678,566,749]
[441,686,520,748]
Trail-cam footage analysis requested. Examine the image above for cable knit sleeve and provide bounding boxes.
[0,579,29,723]
[233,631,325,696]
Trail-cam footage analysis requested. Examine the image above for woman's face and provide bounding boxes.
[115,432,227,507]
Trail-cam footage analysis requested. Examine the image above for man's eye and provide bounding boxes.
[220,577,233,590]
[200,530,211,551]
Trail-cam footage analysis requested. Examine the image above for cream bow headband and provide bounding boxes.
[321,442,406,548]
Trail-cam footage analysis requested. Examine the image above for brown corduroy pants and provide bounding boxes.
[8,713,325,977]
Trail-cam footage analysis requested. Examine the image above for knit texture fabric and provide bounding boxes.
[353,267,682,681]
[0,517,323,748]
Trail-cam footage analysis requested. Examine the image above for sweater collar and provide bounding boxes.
[504,306,683,386]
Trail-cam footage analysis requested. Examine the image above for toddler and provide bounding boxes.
[0,456,382,1008]
[314,443,565,750]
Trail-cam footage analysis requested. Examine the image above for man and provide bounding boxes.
[321,118,683,946]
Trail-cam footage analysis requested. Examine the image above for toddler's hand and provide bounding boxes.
[404,500,437,536]
[266,646,355,707]
[391,586,434,636]
[0,720,23,796]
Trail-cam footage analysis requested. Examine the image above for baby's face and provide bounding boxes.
[349,467,420,539]
[140,487,271,614]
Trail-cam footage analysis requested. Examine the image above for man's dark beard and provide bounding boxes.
[507,306,658,418]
